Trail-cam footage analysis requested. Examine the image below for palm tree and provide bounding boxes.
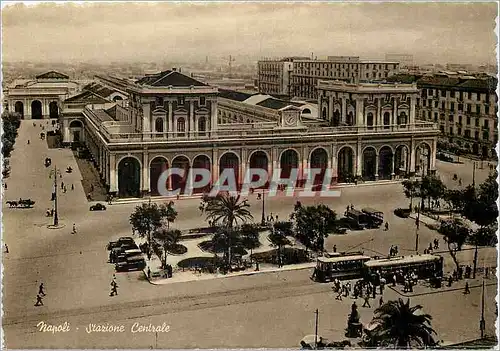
[204,193,253,266]
[153,229,182,268]
[369,298,437,348]
[269,227,291,267]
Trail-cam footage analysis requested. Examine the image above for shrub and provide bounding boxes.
[251,247,310,265]
[177,256,221,269]
[273,221,293,236]
[394,208,411,218]
[166,243,188,255]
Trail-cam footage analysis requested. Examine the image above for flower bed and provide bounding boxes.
[166,243,188,255]
[177,256,221,269]
[251,247,310,265]
[197,240,248,256]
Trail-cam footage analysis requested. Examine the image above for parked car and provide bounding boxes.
[115,256,146,272]
[107,241,121,250]
[90,203,106,211]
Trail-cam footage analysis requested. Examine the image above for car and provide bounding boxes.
[90,203,106,211]
[334,226,348,234]
[117,237,135,245]
[107,241,120,250]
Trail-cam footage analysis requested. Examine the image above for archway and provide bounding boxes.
[219,152,240,189]
[378,146,394,180]
[14,101,24,118]
[338,147,354,183]
[302,108,311,114]
[113,96,123,102]
[149,157,169,196]
[310,148,328,188]
[280,149,299,186]
[383,112,390,129]
[171,156,190,194]
[31,100,42,119]
[362,147,377,181]
[118,157,141,198]
[198,117,206,136]
[69,120,83,143]
[155,118,164,133]
[249,151,269,189]
[394,145,410,177]
[416,143,431,177]
[192,154,211,193]
[367,112,374,129]
[49,101,59,119]
[333,110,340,127]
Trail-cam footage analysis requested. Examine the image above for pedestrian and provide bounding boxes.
[71,184,74,191]
[362,295,371,308]
[61,182,64,190]
[63,186,67,193]
[464,282,470,294]
[275,215,278,222]
[4,183,6,189]
[72,223,76,234]
[27,139,30,144]
[459,178,462,186]
[38,283,46,296]
[385,222,389,231]
[35,294,44,306]
[90,184,94,192]
[333,245,337,253]
[147,267,151,279]
[379,296,384,307]
[110,280,118,296]
[336,289,343,300]
[393,274,397,286]
[4,244,8,253]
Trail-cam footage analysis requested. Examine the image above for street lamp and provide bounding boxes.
[415,207,420,253]
[49,165,62,226]
[314,309,319,349]
[480,279,486,338]
[260,189,266,226]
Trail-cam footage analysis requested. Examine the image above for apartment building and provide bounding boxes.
[388,74,498,158]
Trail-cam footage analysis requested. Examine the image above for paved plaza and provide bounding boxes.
[2,121,497,348]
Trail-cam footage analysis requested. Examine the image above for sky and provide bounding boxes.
[1,1,498,65]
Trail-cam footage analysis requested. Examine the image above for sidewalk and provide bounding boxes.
[110,179,403,206]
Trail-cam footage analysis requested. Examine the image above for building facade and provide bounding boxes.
[257,58,301,96]
[6,71,81,120]
[71,70,438,199]
[387,74,498,158]
[317,80,437,180]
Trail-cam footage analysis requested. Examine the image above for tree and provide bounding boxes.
[438,218,471,272]
[402,179,420,211]
[204,193,253,266]
[129,202,172,254]
[269,225,292,267]
[163,201,178,229]
[462,172,498,228]
[420,175,445,210]
[153,228,182,268]
[369,298,437,348]
[291,204,337,251]
[1,111,21,158]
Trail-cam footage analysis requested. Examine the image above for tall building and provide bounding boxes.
[387,74,498,158]
[257,57,400,100]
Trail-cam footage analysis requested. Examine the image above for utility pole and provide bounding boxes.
[415,207,420,253]
[473,243,478,279]
[472,161,476,188]
[480,279,485,338]
[314,309,319,349]
[49,165,60,226]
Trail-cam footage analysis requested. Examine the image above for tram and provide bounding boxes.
[313,254,372,282]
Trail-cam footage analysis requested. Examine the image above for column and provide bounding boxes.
[356,142,362,177]
[212,149,219,184]
[392,99,398,127]
[189,100,195,137]
[377,97,382,129]
[430,138,437,172]
[355,98,364,127]
[240,148,248,186]
[24,99,29,119]
[142,102,151,136]
[375,152,379,180]
[142,150,149,193]
[410,95,416,126]
[331,144,338,182]
[301,146,309,186]
[409,138,416,175]
[210,99,217,133]
[328,94,334,122]
[168,101,173,135]
[109,153,117,193]
[272,148,278,176]
[391,154,396,180]
[341,96,347,124]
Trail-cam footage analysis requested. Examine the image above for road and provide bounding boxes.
[3,121,497,348]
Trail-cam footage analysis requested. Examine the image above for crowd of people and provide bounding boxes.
[332,277,385,308]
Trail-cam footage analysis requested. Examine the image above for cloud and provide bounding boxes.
[1,2,497,64]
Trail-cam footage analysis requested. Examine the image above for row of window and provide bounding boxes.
[441,126,493,142]
[293,63,398,70]
[421,100,492,114]
[423,111,495,129]
[153,116,207,134]
[153,96,206,107]
[422,88,491,102]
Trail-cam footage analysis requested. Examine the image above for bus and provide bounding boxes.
[363,254,444,284]
[361,208,384,228]
[313,254,372,282]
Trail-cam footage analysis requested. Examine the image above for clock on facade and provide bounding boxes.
[285,114,297,126]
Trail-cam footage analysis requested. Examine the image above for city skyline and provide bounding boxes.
[2,2,497,66]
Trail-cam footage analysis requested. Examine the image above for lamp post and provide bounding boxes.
[314,309,319,349]
[49,165,61,226]
[260,189,266,226]
[472,161,476,188]
[415,207,420,253]
[480,279,485,338]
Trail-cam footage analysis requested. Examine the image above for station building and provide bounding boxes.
[57,70,439,199]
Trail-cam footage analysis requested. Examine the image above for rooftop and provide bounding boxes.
[64,90,110,104]
[135,70,207,87]
[36,71,69,80]
[218,89,256,102]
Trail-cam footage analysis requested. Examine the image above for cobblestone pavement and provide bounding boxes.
[2,121,497,348]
